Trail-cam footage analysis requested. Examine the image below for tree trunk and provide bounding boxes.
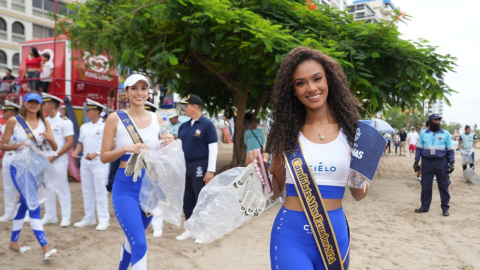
[231,88,249,167]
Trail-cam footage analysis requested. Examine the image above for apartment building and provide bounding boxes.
[347,0,396,23]
[424,99,444,118]
[319,0,348,11]
[0,0,80,77]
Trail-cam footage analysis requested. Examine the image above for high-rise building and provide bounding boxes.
[0,0,79,77]
[346,0,396,23]
[319,0,349,11]
[424,99,444,118]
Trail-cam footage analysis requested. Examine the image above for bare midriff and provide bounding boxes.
[119,161,128,168]
[284,196,342,211]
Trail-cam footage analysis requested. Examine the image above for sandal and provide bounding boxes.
[43,248,57,261]
[19,246,31,254]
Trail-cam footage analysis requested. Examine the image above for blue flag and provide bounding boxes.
[350,121,386,181]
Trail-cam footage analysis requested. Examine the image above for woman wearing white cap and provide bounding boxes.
[72,98,110,231]
[1,92,58,260]
[100,74,173,269]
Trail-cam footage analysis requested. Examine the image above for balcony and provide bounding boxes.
[0,30,6,40]
[0,0,6,8]
[12,1,26,12]
[12,33,25,43]
[33,7,54,20]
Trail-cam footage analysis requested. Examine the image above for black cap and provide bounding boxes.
[429,114,442,121]
[180,94,203,106]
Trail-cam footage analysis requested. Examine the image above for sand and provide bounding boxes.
[0,145,479,270]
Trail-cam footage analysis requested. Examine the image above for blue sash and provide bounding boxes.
[14,115,39,148]
[284,141,350,270]
[115,110,148,169]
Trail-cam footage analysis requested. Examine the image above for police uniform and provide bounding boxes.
[178,95,218,220]
[414,114,454,215]
[0,101,21,222]
[74,99,110,230]
[42,93,75,226]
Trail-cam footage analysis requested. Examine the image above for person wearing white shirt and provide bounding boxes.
[72,99,110,231]
[41,93,75,227]
[407,127,419,157]
[39,54,54,93]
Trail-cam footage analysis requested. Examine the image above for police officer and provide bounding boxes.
[0,101,21,222]
[176,94,218,241]
[41,93,74,227]
[72,99,110,231]
[413,114,455,216]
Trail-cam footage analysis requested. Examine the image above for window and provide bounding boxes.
[356,4,364,10]
[33,24,53,39]
[33,0,73,13]
[0,50,6,64]
[13,53,20,66]
[0,17,6,31]
[356,12,365,18]
[348,6,355,12]
[12,22,25,35]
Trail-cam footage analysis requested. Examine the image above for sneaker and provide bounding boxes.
[23,215,30,223]
[60,220,71,228]
[414,177,421,183]
[95,223,110,231]
[41,217,58,225]
[194,238,205,244]
[0,214,14,222]
[153,229,163,238]
[176,230,194,241]
[74,220,96,228]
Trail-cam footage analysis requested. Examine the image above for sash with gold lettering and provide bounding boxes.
[285,141,349,270]
[14,115,39,148]
[115,110,147,169]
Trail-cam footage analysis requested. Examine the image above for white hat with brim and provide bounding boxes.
[167,112,178,119]
[144,100,159,112]
[2,100,21,110]
[85,98,107,111]
[42,92,63,104]
[124,74,150,90]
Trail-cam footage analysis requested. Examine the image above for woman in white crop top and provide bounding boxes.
[1,92,58,260]
[100,74,172,270]
[247,47,369,270]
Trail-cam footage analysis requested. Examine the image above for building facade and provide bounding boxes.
[0,0,79,77]
[424,99,444,118]
[319,0,348,11]
[347,0,396,23]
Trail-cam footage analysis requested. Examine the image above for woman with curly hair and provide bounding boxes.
[248,46,369,270]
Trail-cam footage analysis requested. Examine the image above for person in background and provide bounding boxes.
[384,132,391,155]
[24,47,42,92]
[244,118,265,153]
[399,128,407,156]
[168,112,181,139]
[407,127,419,157]
[1,69,16,93]
[459,125,477,171]
[394,131,400,155]
[39,54,54,93]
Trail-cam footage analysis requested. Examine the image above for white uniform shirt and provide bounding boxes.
[1,124,14,163]
[45,112,74,164]
[78,119,104,160]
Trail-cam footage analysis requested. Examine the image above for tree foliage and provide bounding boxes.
[60,0,457,165]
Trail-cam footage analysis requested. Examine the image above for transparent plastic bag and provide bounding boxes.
[347,170,369,189]
[139,140,186,227]
[10,145,58,210]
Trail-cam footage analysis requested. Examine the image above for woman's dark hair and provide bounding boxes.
[266,46,360,162]
[42,53,50,60]
[30,47,39,58]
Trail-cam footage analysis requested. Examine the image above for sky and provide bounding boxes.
[392,0,480,129]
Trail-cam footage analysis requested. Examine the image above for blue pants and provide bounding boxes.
[112,168,153,270]
[183,159,208,220]
[463,152,475,171]
[10,166,48,246]
[270,206,349,270]
[420,158,450,210]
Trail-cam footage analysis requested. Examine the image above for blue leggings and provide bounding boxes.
[10,166,48,246]
[270,206,349,270]
[112,168,153,270]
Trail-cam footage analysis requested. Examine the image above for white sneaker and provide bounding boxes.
[153,229,163,238]
[194,238,205,244]
[74,220,96,228]
[95,223,110,231]
[0,214,14,222]
[60,220,71,227]
[176,230,194,241]
[414,177,421,183]
[23,215,30,223]
[41,217,58,225]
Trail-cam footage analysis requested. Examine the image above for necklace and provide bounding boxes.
[311,124,338,140]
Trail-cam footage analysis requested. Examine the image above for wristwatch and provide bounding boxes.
[96,151,101,155]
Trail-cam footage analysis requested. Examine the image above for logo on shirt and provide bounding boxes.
[438,137,442,141]
[355,128,361,141]
[310,162,337,175]
[194,129,202,137]
[196,166,203,177]
[95,129,101,135]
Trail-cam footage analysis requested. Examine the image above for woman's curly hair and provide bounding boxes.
[266,47,360,163]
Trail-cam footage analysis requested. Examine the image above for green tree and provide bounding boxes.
[60,0,457,165]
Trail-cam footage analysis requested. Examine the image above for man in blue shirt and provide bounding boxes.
[244,118,265,153]
[413,114,455,216]
[176,94,218,242]
[459,125,478,171]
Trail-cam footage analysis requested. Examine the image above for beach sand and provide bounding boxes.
[0,145,479,269]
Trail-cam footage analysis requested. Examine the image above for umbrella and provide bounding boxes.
[364,118,394,133]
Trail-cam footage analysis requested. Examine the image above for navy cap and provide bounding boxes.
[429,114,442,121]
[180,94,203,106]
[24,92,43,104]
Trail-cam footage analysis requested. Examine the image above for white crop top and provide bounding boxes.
[115,112,160,150]
[285,131,351,187]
